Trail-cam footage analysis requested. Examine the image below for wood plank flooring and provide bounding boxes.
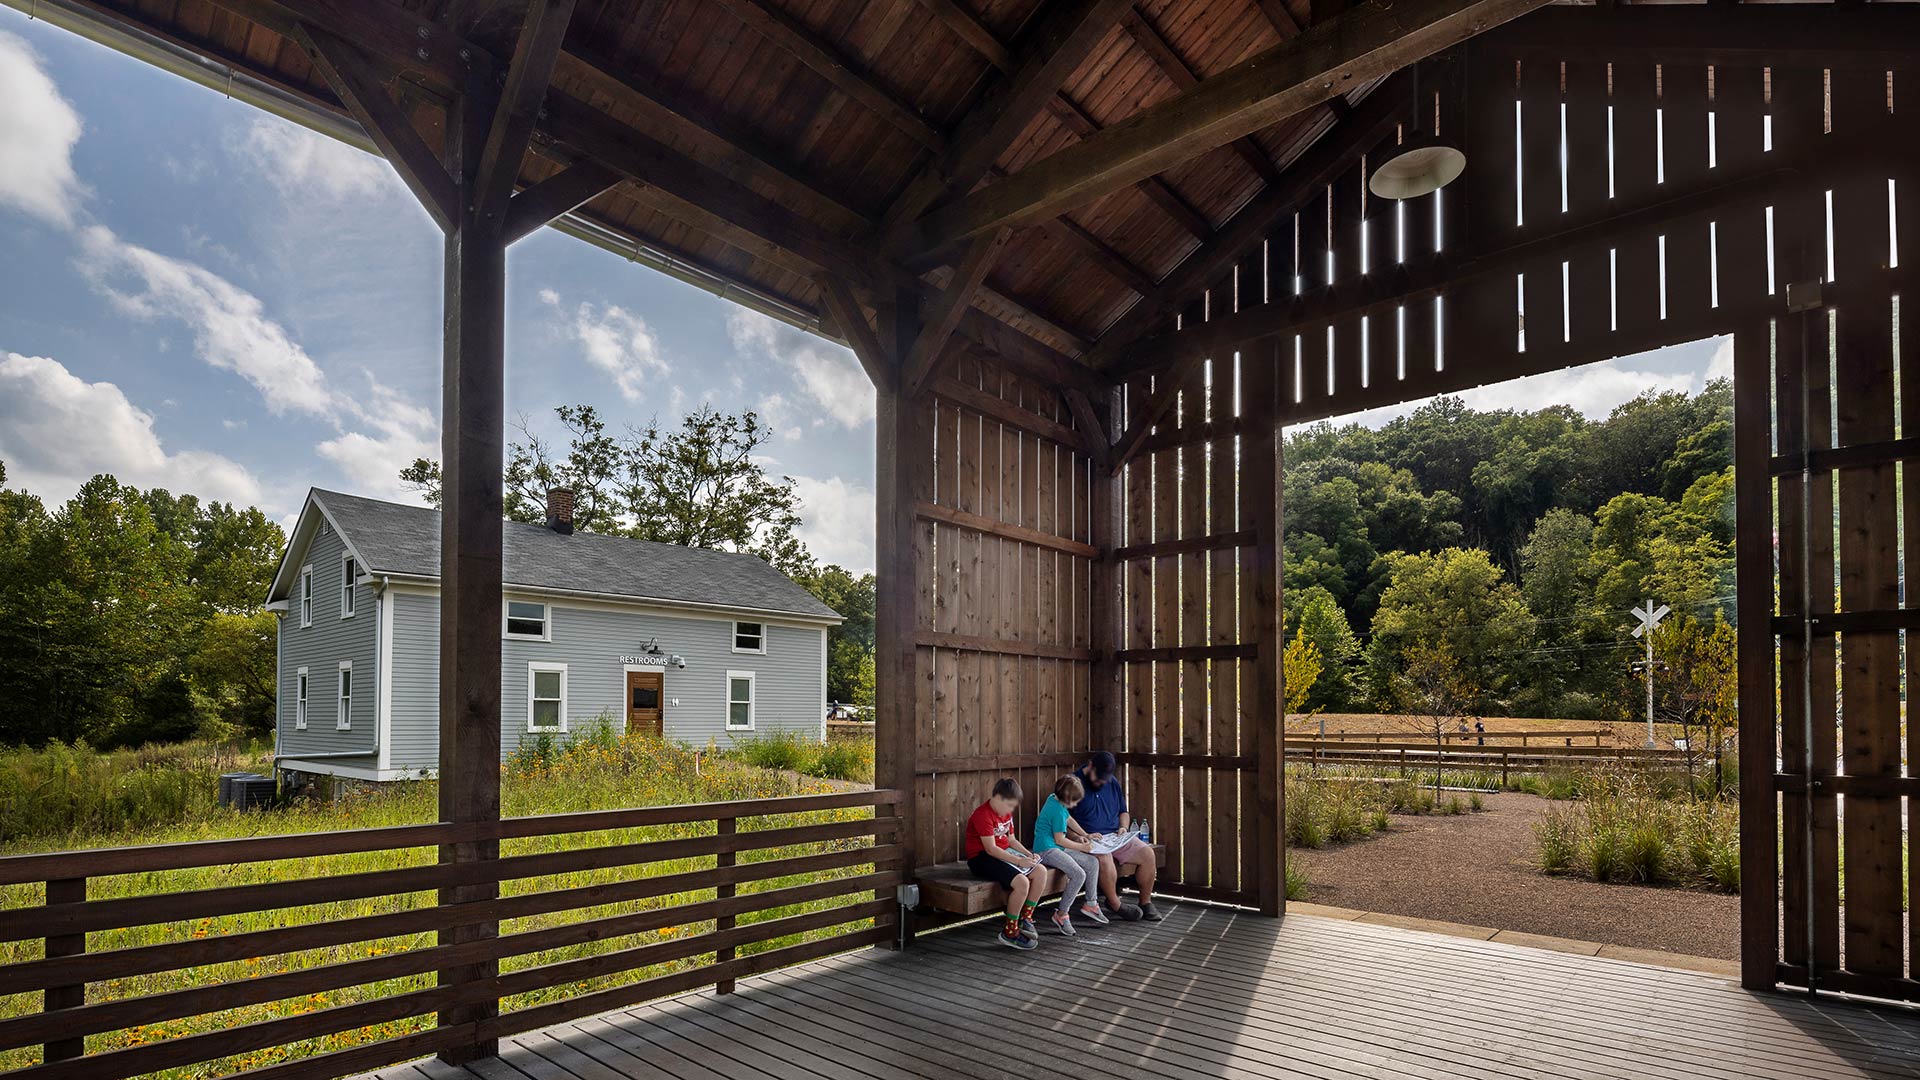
[364,903,1920,1080]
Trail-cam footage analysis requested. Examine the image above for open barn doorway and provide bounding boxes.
[1276,336,1746,968]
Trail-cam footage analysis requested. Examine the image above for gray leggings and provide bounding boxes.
[1038,847,1101,909]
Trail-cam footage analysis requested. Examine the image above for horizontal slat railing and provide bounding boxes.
[0,788,906,1080]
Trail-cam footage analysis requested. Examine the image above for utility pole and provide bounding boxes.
[1629,599,1670,750]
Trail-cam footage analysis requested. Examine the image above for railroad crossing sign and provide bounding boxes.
[1629,600,1670,639]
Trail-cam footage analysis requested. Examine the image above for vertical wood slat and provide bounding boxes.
[878,287,930,939]
[1329,162,1364,396]
[1564,59,1610,345]
[1125,377,1155,850]
[1153,397,1182,880]
[1713,66,1768,310]
[714,819,736,993]
[1732,322,1778,993]
[1246,344,1284,917]
[1519,55,1564,362]
[1776,313,1811,980]
[1900,67,1920,979]
[43,877,85,1063]
[1455,46,1518,369]
[1091,388,1124,752]
[1662,63,1713,323]
[1828,63,1901,981]
[934,390,962,865]
[1772,62,1842,981]
[1180,369,1209,891]
[1611,61,1662,341]
[1210,357,1241,896]
[1363,139,1399,387]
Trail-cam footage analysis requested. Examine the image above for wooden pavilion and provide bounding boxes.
[0,0,1916,1077]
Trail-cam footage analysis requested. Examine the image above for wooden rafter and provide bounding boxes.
[555,46,873,228]
[472,0,574,215]
[1119,7,1282,186]
[894,0,1552,257]
[1043,96,1213,241]
[910,0,1014,72]
[712,0,945,152]
[902,228,1013,397]
[1062,387,1110,468]
[298,27,459,231]
[884,0,1132,230]
[1081,71,1410,370]
[817,275,895,391]
[502,161,622,244]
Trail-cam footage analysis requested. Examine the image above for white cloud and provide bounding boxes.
[75,225,338,418]
[1705,337,1734,382]
[0,30,87,227]
[727,310,873,429]
[318,374,439,503]
[1346,359,1702,428]
[230,118,397,202]
[0,352,259,505]
[544,291,669,402]
[791,474,875,573]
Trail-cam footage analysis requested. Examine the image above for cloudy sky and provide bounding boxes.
[0,13,1725,574]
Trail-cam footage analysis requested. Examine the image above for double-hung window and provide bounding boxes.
[336,661,353,730]
[528,663,567,732]
[726,670,755,730]
[732,621,764,653]
[340,554,357,618]
[295,667,309,730]
[299,565,313,627]
[505,600,549,641]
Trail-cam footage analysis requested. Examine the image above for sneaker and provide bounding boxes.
[1019,917,1038,938]
[1139,902,1164,922]
[998,927,1038,950]
[1050,911,1077,936]
[1077,902,1111,926]
[1105,899,1144,922]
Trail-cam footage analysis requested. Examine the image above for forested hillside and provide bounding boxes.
[1284,381,1734,721]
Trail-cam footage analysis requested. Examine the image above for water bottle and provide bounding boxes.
[1137,819,1150,842]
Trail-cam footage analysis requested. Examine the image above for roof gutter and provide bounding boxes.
[2,0,831,340]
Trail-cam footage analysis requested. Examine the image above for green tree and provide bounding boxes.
[1649,614,1738,794]
[185,609,279,739]
[1284,585,1361,711]
[1283,629,1324,720]
[1365,547,1535,713]
[797,565,877,709]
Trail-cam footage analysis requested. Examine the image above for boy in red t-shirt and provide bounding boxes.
[966,777,1050,949]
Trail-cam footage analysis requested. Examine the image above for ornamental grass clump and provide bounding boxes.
[1533,767,1739,891]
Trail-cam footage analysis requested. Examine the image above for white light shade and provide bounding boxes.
[1367,133,1466,200]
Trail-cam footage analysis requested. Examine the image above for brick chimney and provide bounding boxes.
[545,487,575,535]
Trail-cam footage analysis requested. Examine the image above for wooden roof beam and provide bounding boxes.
[1119,7,1282,186]
[712,0,945,152]
[502,160,622,244]
[817,275,895,391]
[298,27,460,231]
[903,229,1013,397]
[910,0,1015,72]
[892,0,1551,258]
[1043,96,1213,242]
[472,0,575,215]
[1109,355,1203,474]
[1080,70,1410,370]
[884,0,1133,230]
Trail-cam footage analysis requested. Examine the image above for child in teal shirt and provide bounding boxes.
[1033,774,1109,934]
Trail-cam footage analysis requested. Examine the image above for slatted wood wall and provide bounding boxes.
[1113,35,1915,990]
[912,354,1097,867]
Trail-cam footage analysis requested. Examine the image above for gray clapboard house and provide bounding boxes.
[264,488,841,783]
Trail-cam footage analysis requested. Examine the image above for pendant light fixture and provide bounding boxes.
[1368,66,1466,201]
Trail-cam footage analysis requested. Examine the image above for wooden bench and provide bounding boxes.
[912,844,1166,916]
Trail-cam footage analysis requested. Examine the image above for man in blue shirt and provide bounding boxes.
[1067,750,1160,922]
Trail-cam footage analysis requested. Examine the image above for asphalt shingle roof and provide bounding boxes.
[310,490,840,621]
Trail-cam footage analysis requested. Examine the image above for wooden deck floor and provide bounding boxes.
[367,903,1920,1080]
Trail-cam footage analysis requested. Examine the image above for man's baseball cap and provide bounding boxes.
[1088,750,1116,780]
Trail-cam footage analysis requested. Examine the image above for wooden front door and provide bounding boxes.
[626,670,664,738]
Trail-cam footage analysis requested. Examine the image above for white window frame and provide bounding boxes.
[299,565,313,628]
[504,600,551,642]
[295,667,309,730]
[725,669,756,731]
[340,553,358,619]
[527,661,568,733]
[731,621,765,654]
[336,661,353,730]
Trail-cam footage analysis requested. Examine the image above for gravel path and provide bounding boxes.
[1291,790,1740,959]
